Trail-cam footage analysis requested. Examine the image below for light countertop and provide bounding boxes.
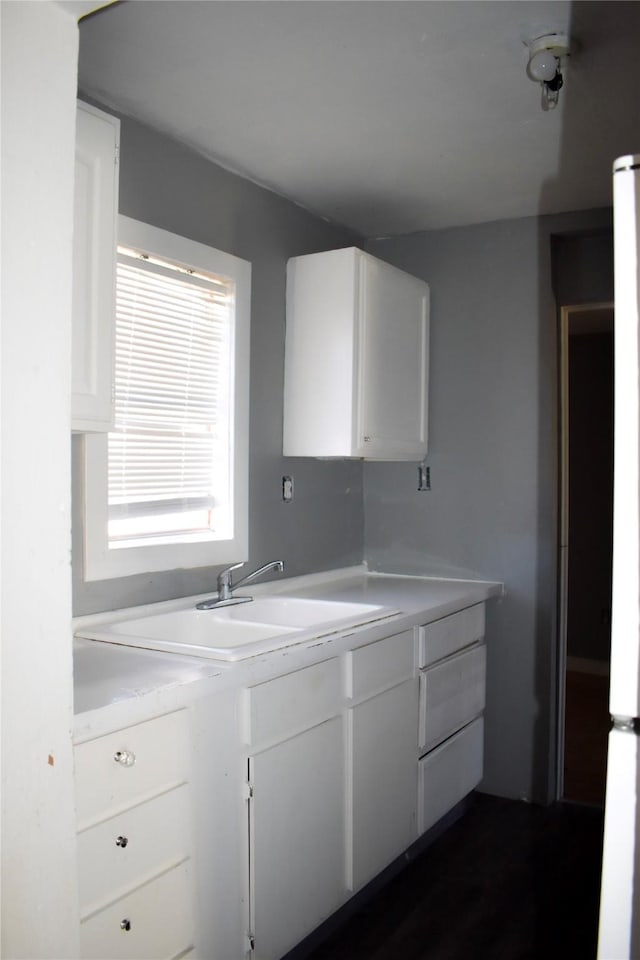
[73,566,503,739]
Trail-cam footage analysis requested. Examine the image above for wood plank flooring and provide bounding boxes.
[300,794,604,960]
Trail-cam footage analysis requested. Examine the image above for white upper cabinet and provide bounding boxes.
[284,247,429,460]
[72,101,119,432]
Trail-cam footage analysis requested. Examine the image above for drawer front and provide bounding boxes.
[78,784,190,916]
[419,603,485,667]
[75,710,189,828]
[243,657,341,745]
[79,861,193,960]
[419,643,486,751]
[345,629,415,700]
[418,717,484,835]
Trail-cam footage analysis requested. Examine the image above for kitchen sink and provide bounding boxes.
[75,596,398,661]
[220,596,388,628]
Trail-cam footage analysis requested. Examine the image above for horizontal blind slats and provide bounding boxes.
[108,247,234,530]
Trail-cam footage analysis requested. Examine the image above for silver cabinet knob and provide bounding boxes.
[115,835,128,848]
[120,919,131,932]
[113,750,136,767]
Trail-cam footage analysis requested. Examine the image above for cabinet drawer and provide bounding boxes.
[79,861,193,960]
[345,629,415,700]
[419,644,486,752]
[75,710,189,828]
[419,603,485,667]
[78,784,190,916]
[243,658,341,745]
[418,718,484,835]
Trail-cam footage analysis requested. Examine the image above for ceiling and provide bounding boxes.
[79,1,640,238]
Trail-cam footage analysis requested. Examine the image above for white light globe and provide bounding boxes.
[529,49,558,82]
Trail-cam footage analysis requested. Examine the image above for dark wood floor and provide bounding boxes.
[301,795,604,960]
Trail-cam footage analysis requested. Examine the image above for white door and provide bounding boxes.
[357,255,429,459]
[348,678,418,891]
[598,155,640,958]
[249,717,346,960]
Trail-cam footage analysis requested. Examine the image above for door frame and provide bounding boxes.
[556,300,614,800]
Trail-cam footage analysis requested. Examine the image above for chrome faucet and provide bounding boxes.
[196,560,284,610]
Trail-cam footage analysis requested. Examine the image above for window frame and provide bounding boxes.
[82,215,250,582]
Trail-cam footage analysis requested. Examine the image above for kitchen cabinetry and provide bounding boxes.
[72,100,119,432]
[346,630,418,891]
[284,247,429,460]
[416,604,486,834]
[244,659,346,960]
[74,710,194,959]
[73,581,496,960]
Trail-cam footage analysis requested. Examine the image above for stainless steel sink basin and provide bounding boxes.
[75,596,397,661]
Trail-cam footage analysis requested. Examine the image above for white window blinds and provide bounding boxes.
[108,246,235,541]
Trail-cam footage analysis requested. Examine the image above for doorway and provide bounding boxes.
[558,302,614,805]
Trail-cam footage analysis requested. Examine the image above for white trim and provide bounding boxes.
[83,217,251,580]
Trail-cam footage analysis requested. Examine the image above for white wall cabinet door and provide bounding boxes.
[356,254,429,459]
[72,101,119,432]
[348,677,419,891]
[284,247,429,460]
[249,717,346,960]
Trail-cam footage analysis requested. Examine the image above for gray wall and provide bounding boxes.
[72,111,364,616]
[72,102,615,807]
[365,208,612,802]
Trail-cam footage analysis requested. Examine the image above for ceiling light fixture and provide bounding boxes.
[527,33,570,111]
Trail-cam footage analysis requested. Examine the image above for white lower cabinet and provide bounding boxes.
[243,658,344,959]
[249,717,346,960]
[348,677,418,890]
[238,615,485,957]
[75,601,490,960]
[79,861,193,960]
[74,710,194,959]
[418,717,485,834]
[418,643,486,752]
[417,604,487,837]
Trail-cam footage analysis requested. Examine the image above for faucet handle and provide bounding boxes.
[217,561,245,598]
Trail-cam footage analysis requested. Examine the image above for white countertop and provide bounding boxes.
[73,567,503,739]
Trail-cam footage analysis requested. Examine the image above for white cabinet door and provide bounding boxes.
[348,677,419,891]
[284,247,429,460]
[72,101,119,432]
[356,255,429,459]
[249,717,346,960]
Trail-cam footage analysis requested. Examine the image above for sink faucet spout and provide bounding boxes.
[233,560,284,592]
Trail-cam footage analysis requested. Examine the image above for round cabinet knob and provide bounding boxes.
[120,919,132,932]
[113,750,136,767]
[115,836,129,848]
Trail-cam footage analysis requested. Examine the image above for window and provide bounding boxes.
[83,216,250,581]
